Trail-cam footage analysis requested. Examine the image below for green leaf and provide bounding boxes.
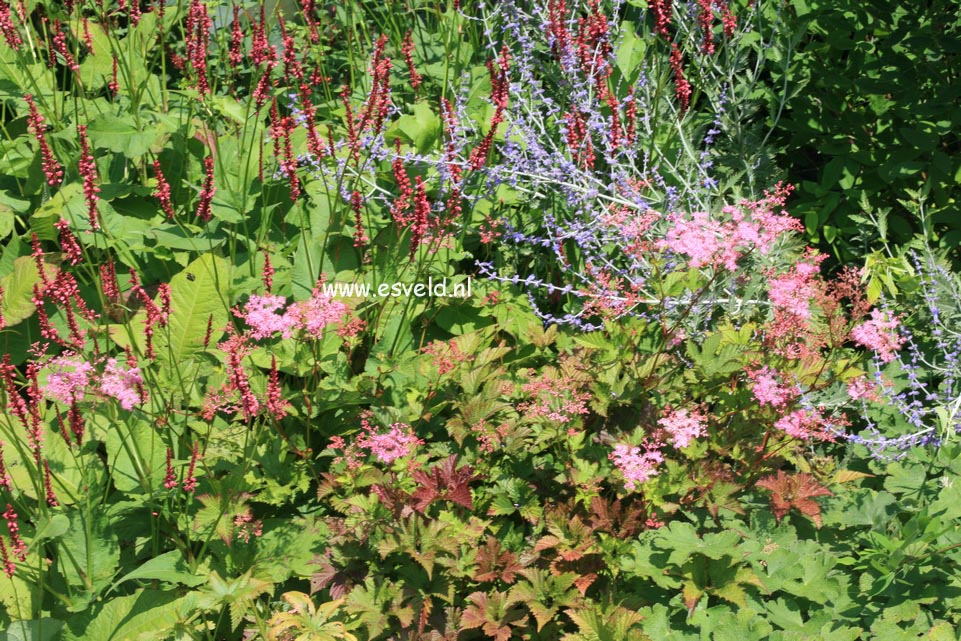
[33,513,70,542]
[155,253,231,364]
[0,619,64,641]
[105,421,167,495]
[197,570,273,631]
[32,183,84,240]
[85,113,162,159]
[63,590,182,641]
[616,21,646,78]
[397,102,440,153]
[60,510,120,599]
[0,256,57,327]
[111,550,204,589]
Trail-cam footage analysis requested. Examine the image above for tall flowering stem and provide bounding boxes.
[195,155,215,222]
[25,94,62,187]
[185,0,211,95]
[153,160,176,219]
[77,125,100,230]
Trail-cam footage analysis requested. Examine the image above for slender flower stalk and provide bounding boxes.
[153,160,176,219]
[77,125,101,230]
[25,94,62,187]
[195,155,215,222]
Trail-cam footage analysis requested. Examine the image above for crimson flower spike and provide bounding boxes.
[153,160,176,219]
[0,0,22,49]
[24,94,63,187]
[401,31,422,91]
[185,0,211,95]
[195,155,215,222]
[77,125,101,230]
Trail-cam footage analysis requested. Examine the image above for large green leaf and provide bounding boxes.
[0,619,63,641]
[105,420,166,495]
[85,113,163,159]
[110,550,205,589]
[0,256,58,327]
[59,510,120,608]
[155,253,231,364]
[62,590,182,641]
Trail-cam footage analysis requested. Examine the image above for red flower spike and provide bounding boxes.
[164,447,178,489]
[51,20,80,72]
[3,504,27,561]
[77,125,101,230]
[410,177,430,262]
[153,160,175,219]
[402,31,422,91]
[185,0,211,95]
[697,0,715,54]
[649,0,672,37]
[266,356,288,420]
[0,537,14,578]
[25,94,62,187]
[229,4,243,68]
[261,251,274,292]
[350,190,367,248]
[43,460,59,507]
[183,443,199,492]
[195,155,215,222]
[0,0,22,49]
[669,43,691,112]
[55,218,83,265]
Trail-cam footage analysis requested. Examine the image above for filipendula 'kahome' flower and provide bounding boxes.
[610,442,664,491]
[847,375,883,402]
[44,354,94,405]
[286,286,348,339]
[359,421,423,464]
[100,358,144,410]
[329,416,423,468]
[241,294,297,340]
[774,409,837,442]
[851,309,906,364]
[658,407,706,449]
[747,366,799,408]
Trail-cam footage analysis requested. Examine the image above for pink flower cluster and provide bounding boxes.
[44,354,143,410]
[774,409,836,442]
[657,187,803,272]
[45,354,94,405]
[609,442,664,491]
[767,253,824,320]
[747,366,799,408]
[658,407,706,449]
[329,416,423,468]
[846,375,882,402]
[851,309,905,363]
[240,287,348,340]
[100,358,144,411]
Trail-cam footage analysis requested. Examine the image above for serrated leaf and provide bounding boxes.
[832,469,874,484]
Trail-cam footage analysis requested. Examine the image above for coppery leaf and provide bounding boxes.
[474,536,524,584]
[756,471,833,527]
[411,455,479,513]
